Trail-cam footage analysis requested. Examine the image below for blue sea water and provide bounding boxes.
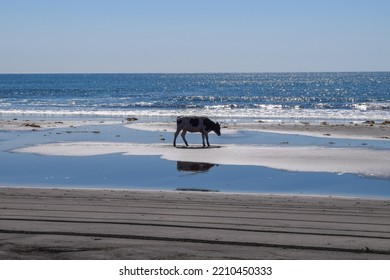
[1,72,389,121]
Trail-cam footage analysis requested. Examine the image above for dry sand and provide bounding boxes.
[125,120,390,140]
[0,118,119,131]
[2,118,389,140]
[245,121,390,140]
[1,187,390,260]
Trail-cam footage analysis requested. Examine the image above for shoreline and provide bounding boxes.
[1,187,389,259]
[1,184,389,201]
[1,116,390,140]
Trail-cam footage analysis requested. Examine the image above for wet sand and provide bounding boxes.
[125,119,390,140]
[1,187,390,259]
[1,117,390,140]
[242,121,390,140]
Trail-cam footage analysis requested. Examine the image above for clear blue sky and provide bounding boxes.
[1,0,389,73]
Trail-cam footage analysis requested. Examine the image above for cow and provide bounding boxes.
[173,116,221,147]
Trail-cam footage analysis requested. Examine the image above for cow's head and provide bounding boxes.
[214,122,221,136]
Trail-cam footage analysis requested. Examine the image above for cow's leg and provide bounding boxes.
[173,128,181,147]
[205,133,210,147]
[201,133,206,147]
[181,130,189,146]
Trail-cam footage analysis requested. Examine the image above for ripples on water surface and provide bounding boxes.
[0,72,389,121]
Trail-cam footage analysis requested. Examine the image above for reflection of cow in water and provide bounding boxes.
[177,161,215,173]
[173,116,221,147]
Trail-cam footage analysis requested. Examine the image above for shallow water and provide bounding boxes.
[1,119,389,198]
[1,152,390,198]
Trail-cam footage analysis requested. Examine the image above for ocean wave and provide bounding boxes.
[1,107,389,122]
[1,73,389,122]
[204,104,239,109]
[352,102,390,111]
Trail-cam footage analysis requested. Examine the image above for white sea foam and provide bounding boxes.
[352,102,390,111]
[1,107,389,122]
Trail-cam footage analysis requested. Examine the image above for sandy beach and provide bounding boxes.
[1,187,390,259]
[1,116,390,259]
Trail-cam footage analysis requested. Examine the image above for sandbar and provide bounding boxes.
[12,142,390,178]
[125,120,390,140]
[2,117,389,140]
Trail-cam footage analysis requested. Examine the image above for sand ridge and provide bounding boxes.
[125,120,390,140]
[12,141,390,178]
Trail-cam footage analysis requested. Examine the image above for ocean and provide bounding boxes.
[0,72,389,121]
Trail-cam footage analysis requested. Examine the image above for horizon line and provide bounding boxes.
[1,70,389,75]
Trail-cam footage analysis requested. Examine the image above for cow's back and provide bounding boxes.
[177,116,208,132]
